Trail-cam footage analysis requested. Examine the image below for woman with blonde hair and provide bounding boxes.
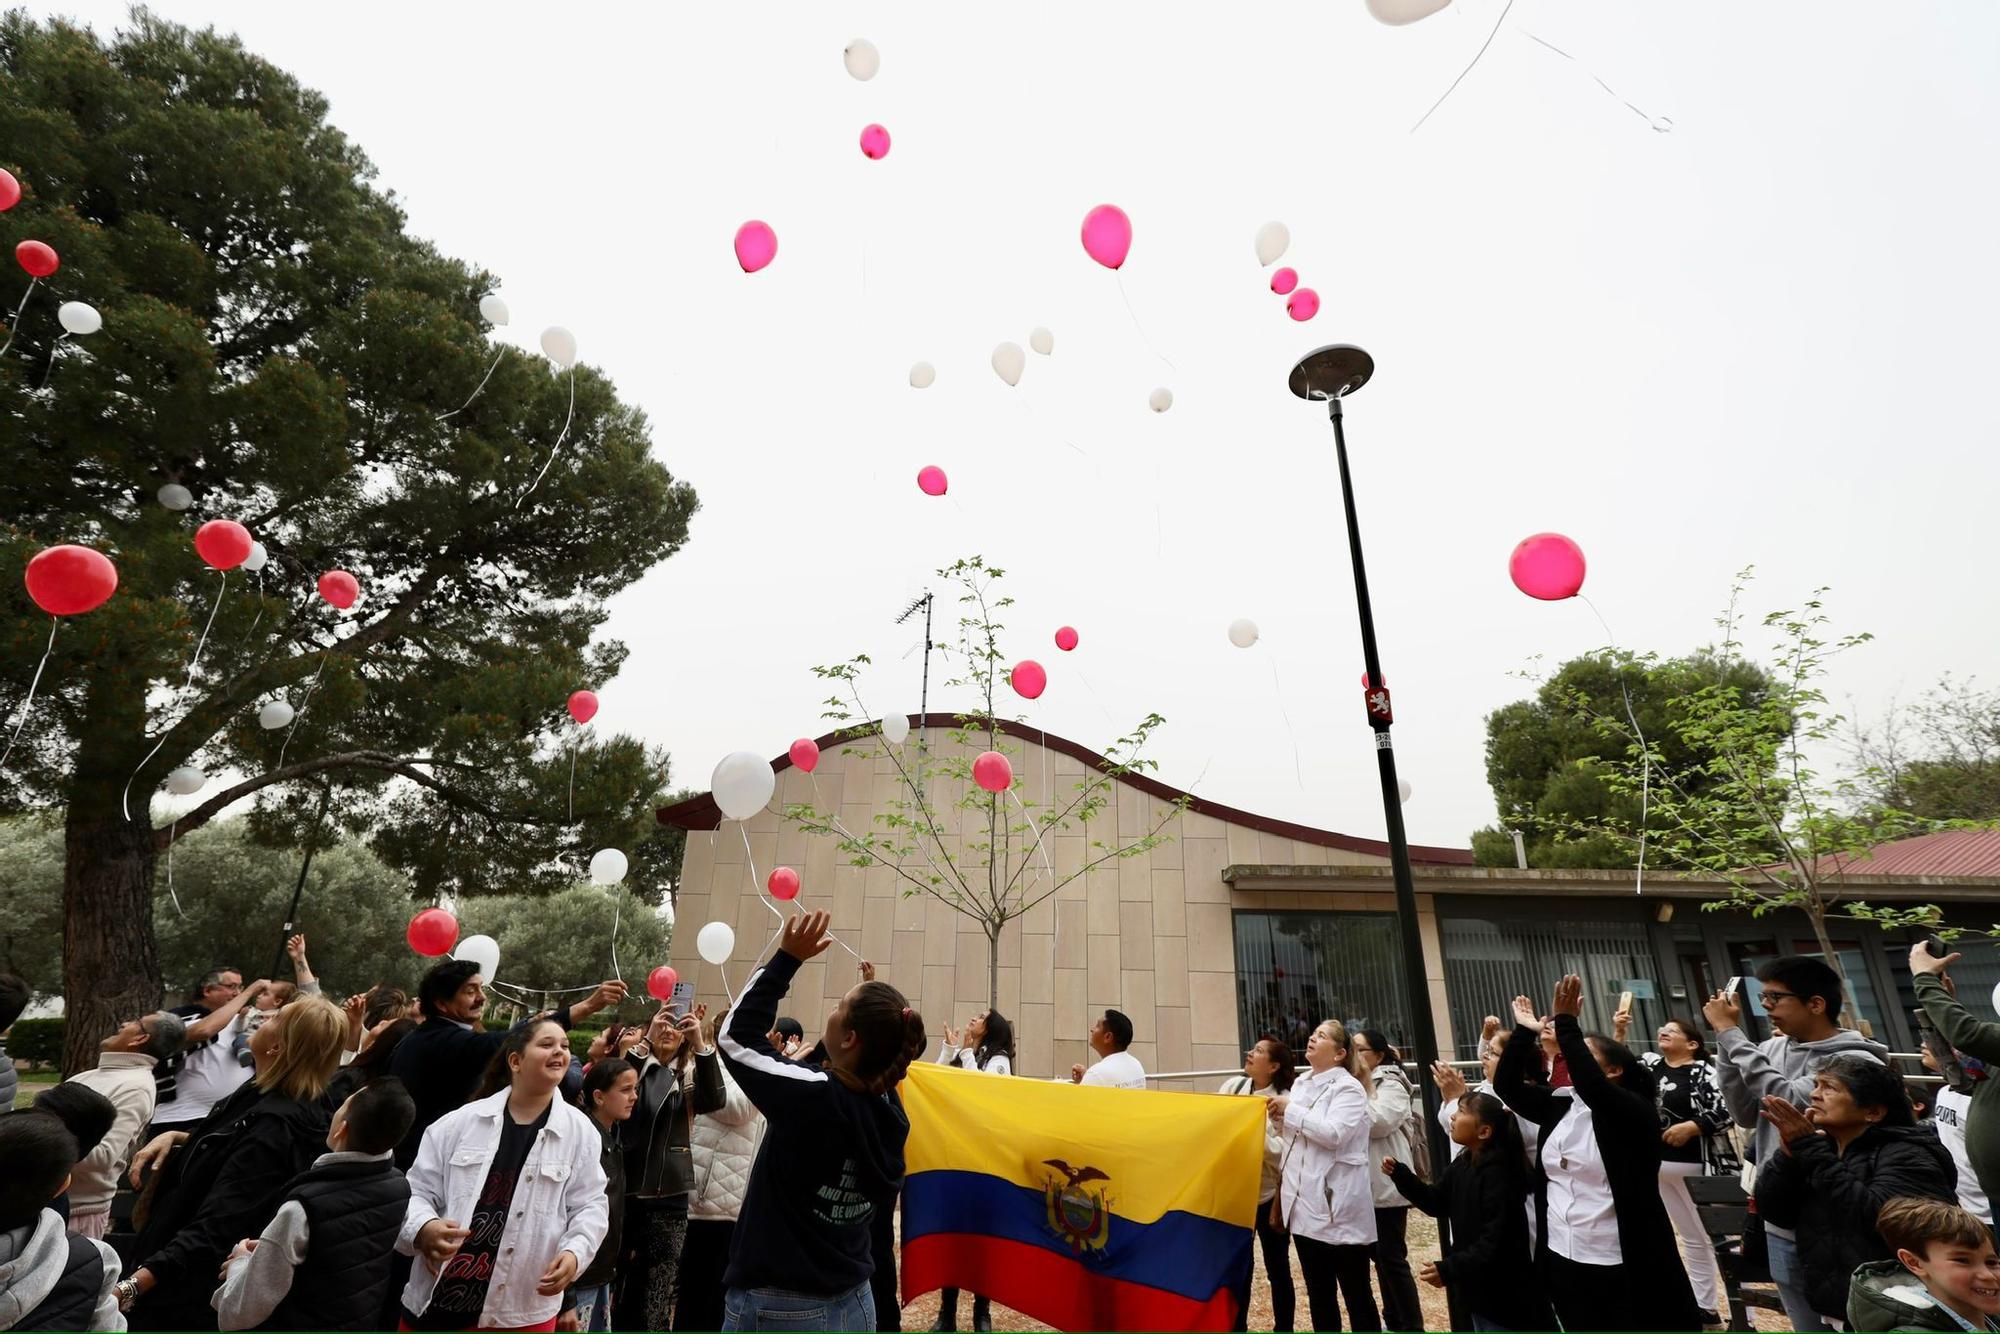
[119,995,349,1328]
[1271,1019,1380,1333]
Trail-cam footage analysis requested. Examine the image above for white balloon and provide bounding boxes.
[257,701,294,730]
[1398,777,1414,804]
[157,483,193,512]
[1991,980,2000,1019]
[1366,0,1452,23]
[453,934,501,981]
[711,750,777,822]
[697,920,736,966]
[991,341,1025,388]
[1228,618,1260,649]
[479,294,510,327]
[165,765,206,795]
[540,326,577,369]
[881,714,910,746]
[1029,327,1054,356]
[1254,221,1291,267]
[241,541,268,573]
[909,361,935,389]
[589,848,628,885]
[57,301,102,336]
[843,38,880,81]
[1148,387,1174,413]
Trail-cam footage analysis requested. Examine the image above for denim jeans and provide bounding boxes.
[723,1282,876,1332]
[570,1284,613,1332]
[1766,1230,1834,1333]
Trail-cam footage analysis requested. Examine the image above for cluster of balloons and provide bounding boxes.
[1255,222,1319,322]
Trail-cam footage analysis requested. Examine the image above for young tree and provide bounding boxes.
[783,557,1184,1010]
[0,15,697,1070]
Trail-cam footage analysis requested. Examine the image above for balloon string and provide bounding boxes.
[609,889,623,983]
[35,331,70,391]
[0,617,59,772]
[1113,272,1178,376]
[567,726,579,824]
[1410,0,1517,134]
[743,818,859,958]
[165,818,185,918]
[123,570,228,822]
[1581,594,1650,894]
[1517,28,1673,131]
[514,367,578,509]
[0,277,39,360]
[1267,651,1306,790]
[1071,666,1118,728]
[275,649,331,774]
[438,347,506,421]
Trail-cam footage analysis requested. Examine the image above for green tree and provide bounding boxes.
[0,814,65,993]
[0,15,696,1070]
[785,557,1183,1011]
[1853,675,2000,823]
[1472,652,1777,868]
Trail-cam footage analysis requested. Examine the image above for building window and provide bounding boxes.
[1438,914,1663,1059]
[1233,911,1414,1059]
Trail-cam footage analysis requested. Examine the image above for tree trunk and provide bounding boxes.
[1800,884,1858,1030]
[62,804,162,1075]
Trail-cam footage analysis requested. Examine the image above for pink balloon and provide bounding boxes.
[1509,533,1587,601]
[1270,267,1299,296]
[767,866,801,901]
[14,240,58,278]
[1054,626,1079,652]
[316,570,359,609]
[567,690,599,725]
[406,908,459,958]
[1010,659,1047,700]
[972,750,1014,794]
[647,965,680,1002]
[193,520,253,571]
[789,738,821,773]
[917,465,948,497]
[1080,204,1132,270]
[734,220,778,273]
[0,169,19,211]
[1287,288,1320,321]
[859,124,891,160]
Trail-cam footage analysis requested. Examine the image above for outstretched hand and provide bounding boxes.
[1552,974,1584,1018]
[1432,1060,1467,1102]
[780,910,835,962]
[1510,994,1540,1030]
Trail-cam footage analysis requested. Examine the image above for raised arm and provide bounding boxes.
[1387,1160,1445,1217]
[183,981,267,1043]
[1914,958,2000,1063]
[1492,998,1560,1128]
[719,912,837,1119]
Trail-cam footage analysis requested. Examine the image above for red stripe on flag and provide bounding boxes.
[901,1232,1240,1332]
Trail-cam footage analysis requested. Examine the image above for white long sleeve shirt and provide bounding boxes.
[61,1053,158,1216]
[1276,1065,1377,1247]
[1540,1090,1621,1265]
[939,1043,1014,1077]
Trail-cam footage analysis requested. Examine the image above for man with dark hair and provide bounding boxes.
[386,959,626,1166]
[361,985,410,1029]
[150,967,268,1140]
[768,1016,806,1058]
[0,1114,123,1331]
[29,1083,118,1221]
[1069,1008,1146,1089]
[212,1078,418,1331]
[1706,955,1887,1333]
[0,971,30,1112]
[60,1011,186,1239]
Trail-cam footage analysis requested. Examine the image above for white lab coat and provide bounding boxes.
[1275,1065,1378,1247]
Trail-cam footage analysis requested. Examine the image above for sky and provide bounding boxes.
[40,1,2000,857]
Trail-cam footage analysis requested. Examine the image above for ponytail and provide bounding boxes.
[844,982,926,1094]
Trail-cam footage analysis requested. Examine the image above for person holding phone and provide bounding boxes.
[613,1002,725,1331]
[1910,941,2000,1211]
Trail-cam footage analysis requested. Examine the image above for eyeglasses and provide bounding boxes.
[1758,989,1800,1007]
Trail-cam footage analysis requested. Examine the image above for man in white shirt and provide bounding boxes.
[149,969,267,1139]
[1070,1009,1146,1089]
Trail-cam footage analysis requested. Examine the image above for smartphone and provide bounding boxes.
[1723,976,1743,1001]
[1924,933,1949,961]
[1617,989,1634,1014]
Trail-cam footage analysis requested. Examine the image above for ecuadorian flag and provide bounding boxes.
[899,1061,1266,1331]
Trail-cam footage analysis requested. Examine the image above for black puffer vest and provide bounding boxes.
[12,1235,105,1332]
[262,1157,412,1332]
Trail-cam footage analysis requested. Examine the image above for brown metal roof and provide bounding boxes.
[1819,828,2000,880]
[655,713,1476,866]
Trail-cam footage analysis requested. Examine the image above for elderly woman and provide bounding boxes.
[119,996,348,1329]
[1271,1019,1379,1333]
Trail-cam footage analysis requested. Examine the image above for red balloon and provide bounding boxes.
[1010,659,1047,700]
[1509,533,1587,601]
[1054,626,1079,652]
[767,866,801,901]
[15,240,57,278]
[407,907,459,957]
[972,750,1014,794]
[647,965,680,1002]
[317,570,359,609]
[193,520,253,571]
[24,545,117,616]
[0,169,20,211]
[789,738,821,773]
[567,690,599,725]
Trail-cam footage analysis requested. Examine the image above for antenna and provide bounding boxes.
[896,592,935,750]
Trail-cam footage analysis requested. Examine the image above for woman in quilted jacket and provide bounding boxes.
[673,1006,767,1333]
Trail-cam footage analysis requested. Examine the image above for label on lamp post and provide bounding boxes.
[1364,685,1394,725]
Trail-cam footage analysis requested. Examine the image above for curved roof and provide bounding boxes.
[656,713,1475,866]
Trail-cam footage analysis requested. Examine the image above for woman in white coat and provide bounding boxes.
[1271,1019,1380,1334]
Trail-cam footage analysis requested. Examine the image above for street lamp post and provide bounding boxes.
[1288,344,1455,1186]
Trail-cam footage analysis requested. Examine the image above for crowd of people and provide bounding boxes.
[6,929,2000,1333]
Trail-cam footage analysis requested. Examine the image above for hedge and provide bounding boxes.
[5,1018,65,1068]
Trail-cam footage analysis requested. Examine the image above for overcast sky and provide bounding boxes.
[44,1,2000,857]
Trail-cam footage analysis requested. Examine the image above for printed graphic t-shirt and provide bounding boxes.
[416,1101,552,1329]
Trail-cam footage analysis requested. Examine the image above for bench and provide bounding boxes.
[1686,1175,1786,1330]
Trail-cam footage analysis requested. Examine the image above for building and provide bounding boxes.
[659,719,2000,1085]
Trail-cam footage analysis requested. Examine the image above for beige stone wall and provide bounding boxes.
[669,728,1420,1086]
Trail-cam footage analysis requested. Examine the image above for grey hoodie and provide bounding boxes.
[1715,1022,1888,1233]
[0,1209,125,1332]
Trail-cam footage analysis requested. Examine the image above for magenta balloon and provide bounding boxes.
[859,124,891,160]
[1054,626,1079,652]
[972,750,1014,794]
[1509,533,1587,601]
[789,737,821,774]
[1010,659,1047,700]
[734,220,778,273]
[647,965,680,1001]
[1080,204,1132,270]
[1286,288,1320,321]
[1270,267,1299,296]
[916,465,948,497]
[767,866,801,901]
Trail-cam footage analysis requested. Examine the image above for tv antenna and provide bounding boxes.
[896,592,935,751]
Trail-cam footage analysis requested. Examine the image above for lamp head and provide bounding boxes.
[1289,344,1374,401]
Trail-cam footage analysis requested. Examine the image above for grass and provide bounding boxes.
[13,1070,57,1110]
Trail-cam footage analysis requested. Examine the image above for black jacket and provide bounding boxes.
[266,1156,412,1331]
[1390,1153,1549,1331]
[7,1227,109,1332]
[1495,1016,1703,1331]
[385,1004,577,1168]
[129,1081,329,1331]
[576,1119,628,1289]
[625,1048,726,1202]
[1755,1122,1958,1319]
